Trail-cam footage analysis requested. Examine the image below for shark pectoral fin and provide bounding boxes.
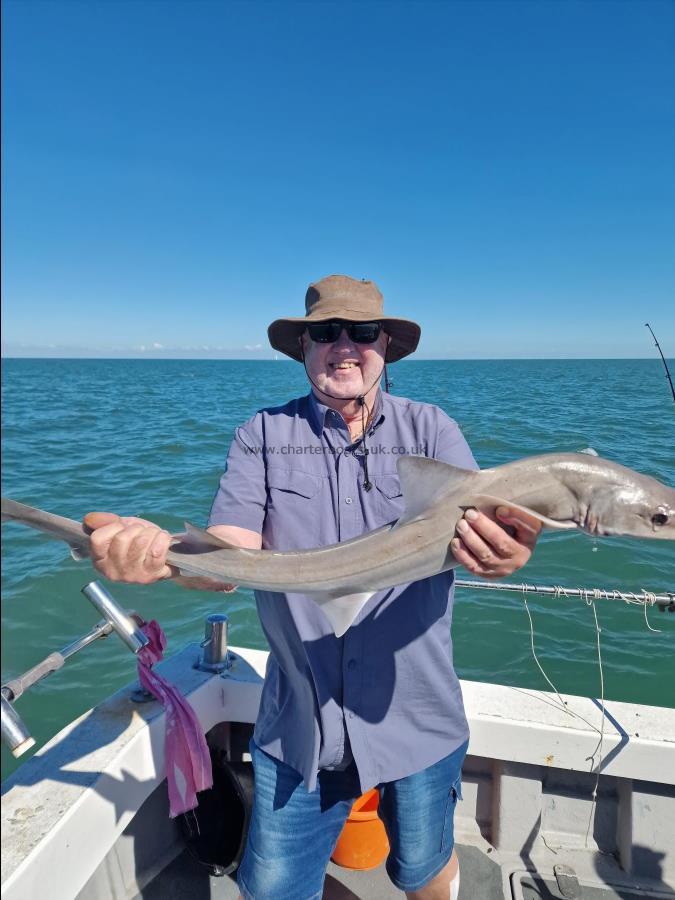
[306,591,375,638]
[468,495,578,531]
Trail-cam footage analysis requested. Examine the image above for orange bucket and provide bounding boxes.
[331,789,390,870]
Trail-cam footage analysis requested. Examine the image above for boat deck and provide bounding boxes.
[139,841,672,899]
[139,843,503,899]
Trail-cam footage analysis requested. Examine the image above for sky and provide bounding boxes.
[1,0,674,359]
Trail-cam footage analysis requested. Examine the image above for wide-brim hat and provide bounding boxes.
[268,275,421,363]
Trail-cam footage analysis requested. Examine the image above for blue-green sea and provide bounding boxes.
[2,358,674,780]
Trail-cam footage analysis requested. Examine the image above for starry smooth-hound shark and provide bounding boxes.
[3,453,674,636]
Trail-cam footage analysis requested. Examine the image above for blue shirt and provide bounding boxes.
[209,390,478,792]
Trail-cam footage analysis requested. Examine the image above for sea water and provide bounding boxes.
[1,358,673,779]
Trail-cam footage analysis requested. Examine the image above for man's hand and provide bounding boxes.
[450,506,542,578]
[84,512,176,584]
[83,513,253,591]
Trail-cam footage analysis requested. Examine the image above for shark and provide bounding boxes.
[2,452,674,636]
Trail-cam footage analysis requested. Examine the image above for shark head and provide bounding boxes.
[584,478,675,540]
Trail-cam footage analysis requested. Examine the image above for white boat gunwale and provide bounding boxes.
[2,643,674,899]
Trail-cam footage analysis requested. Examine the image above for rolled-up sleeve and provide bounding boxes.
[208,421,267,533]
[432,410,479,471]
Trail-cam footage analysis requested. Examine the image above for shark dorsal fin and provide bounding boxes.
[178,521,241,549]
[396,456,477,524]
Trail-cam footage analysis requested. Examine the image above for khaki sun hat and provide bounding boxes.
[268,275,421,363]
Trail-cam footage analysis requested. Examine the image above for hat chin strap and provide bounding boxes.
[299,343,387,492]
[299,343,385,403]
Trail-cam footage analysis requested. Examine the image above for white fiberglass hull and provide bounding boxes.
[2,645,674,899]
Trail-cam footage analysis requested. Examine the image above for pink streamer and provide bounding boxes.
[136,619,213,817]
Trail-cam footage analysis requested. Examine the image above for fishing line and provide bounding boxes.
[584,597,605,848]
[522,590,608,853]
[522,593,571,714]
[521,591,605,736]
[520,587,663,850]
[639,590,662,633]
[645,322,675,403]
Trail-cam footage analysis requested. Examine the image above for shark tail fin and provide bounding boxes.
[1,497,92,558]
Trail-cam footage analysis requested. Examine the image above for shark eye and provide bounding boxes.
[651,513,668,527]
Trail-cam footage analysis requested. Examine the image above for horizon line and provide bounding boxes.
[2,354,670,362]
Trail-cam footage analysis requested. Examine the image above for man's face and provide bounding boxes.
[301,323,389,401]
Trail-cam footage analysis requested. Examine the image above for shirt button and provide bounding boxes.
[348,711,355,719]
[347,659,357,670]
[345,497,353,504]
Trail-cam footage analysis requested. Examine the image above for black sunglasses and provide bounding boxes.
[305,320,383,345]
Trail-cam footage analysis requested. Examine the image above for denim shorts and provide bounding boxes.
[237,738,468,899]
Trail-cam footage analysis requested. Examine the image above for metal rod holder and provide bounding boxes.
[81,581,149,653]
[60,619,114,660]
[1,693,35,758]
[198,613,231,673]
[1,582,150,759]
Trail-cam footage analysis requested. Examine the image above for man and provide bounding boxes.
[85,275,540,900]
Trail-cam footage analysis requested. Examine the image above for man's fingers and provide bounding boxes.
[126,526,158,563]
[495,507,542,545]
[108,525,157,568]
[146,531,176,579]
[451,506,540,579]
[455,517,499,563]
[84,511,121,531]
[83,511,173,584]
[450,538,477,571]
[450,538,496,576]
[458,510,515,558]
[89,520,130,560]
[149,529,172,561]
[85,511,159,535]
[118,516,160,528]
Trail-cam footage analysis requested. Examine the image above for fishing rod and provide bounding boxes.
[645,323,675,402]
[455,579,675,612]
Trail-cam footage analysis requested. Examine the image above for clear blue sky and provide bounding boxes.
[2,0,674,358]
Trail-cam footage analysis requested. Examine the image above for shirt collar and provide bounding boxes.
[307,389,385,435]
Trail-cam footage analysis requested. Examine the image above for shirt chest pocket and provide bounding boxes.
[265,468,324,548]
[267,468,321,500]
[371,473,405,523]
